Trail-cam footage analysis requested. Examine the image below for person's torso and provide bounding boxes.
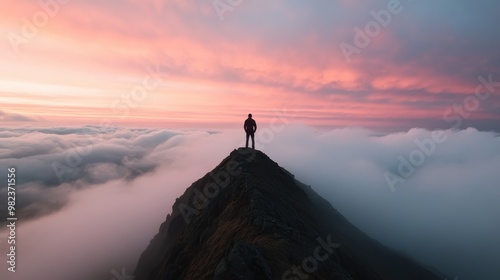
[244,118,256,131]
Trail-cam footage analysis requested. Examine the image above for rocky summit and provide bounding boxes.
[134,148,445,280]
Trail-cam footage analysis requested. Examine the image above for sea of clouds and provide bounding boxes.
[0,125,499,280]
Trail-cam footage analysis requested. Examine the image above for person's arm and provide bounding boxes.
[253,121,257,133]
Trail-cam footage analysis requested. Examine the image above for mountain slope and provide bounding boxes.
[134,148,444,280]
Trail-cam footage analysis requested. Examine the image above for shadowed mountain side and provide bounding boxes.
[134,148,446,280]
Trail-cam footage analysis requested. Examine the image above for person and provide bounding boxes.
[244,113,257,149]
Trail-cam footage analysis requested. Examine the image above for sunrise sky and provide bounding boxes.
[1,0,499,131]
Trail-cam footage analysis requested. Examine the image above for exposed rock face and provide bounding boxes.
[135,148,444,280]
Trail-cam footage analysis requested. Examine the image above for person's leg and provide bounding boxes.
[246,133,250,148]
[251,133,255,149]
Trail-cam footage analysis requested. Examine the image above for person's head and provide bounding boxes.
[248,113,252,118]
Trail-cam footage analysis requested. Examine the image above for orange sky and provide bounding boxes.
[1,0,499,131]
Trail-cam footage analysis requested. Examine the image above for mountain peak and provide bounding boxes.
[134,148,444,280]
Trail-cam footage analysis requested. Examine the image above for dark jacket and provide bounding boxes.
[244,118,257,134]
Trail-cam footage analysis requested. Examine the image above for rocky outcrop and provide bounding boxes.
[134,148,445,280]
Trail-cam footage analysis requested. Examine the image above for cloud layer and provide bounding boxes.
[0,125,499,280]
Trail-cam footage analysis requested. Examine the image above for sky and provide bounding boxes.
[0,0,499,131]
[0,1,500,280]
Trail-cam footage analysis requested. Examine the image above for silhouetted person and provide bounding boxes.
[244,113,257,149]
